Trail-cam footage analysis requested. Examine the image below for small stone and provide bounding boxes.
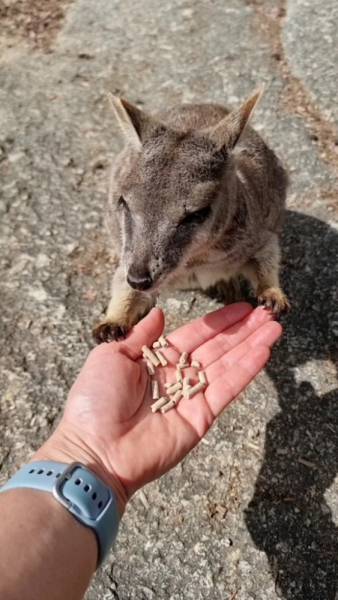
[83,290,97,301]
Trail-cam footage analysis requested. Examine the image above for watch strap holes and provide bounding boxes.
[29,467,55,477]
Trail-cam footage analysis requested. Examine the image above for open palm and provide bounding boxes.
[47,303,281,514]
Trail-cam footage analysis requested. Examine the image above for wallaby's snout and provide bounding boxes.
[126,251,165,291]
[127,265,153,291]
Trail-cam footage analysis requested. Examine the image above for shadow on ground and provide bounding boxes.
[245,210,338,599]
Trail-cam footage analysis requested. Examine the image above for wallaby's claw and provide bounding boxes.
[92,322,127,344]
[257,288,290,317]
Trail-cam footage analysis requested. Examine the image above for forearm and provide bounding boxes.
[0,488,97,600]
[0,306,280,600]
[0,431,126,600]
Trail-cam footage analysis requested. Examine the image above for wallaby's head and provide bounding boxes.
[109,87,263,292]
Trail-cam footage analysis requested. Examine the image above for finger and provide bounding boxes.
[167,303,253,353]
[172,323,280,435]
[205,320,282,381]
[149,302,255,374]
[193,309,281,370]
[145,305,276,376]
[191,306,276,367]
[118,308,165,360]
[205,345,271,417]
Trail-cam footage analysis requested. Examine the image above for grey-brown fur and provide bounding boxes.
[93,87,290,344]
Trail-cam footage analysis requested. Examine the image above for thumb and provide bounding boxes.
[118,308,165,360]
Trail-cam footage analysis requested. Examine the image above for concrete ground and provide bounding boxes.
[0,0,338,598]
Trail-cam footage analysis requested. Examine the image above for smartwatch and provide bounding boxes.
[0,461,120,568]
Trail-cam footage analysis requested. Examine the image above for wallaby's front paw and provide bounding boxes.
[92,321,127,344]
[257,287,290,316]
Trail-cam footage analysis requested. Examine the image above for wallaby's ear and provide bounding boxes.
[108,94,162,148]
[208,85,265,150]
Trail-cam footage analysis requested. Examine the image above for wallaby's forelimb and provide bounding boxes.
[93,265,157,344]
[242,233,290,314]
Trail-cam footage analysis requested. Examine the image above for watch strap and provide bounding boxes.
[0,461,119,567]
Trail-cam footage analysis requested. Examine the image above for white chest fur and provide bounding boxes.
[191,264,237,290]
[170,262,238,291]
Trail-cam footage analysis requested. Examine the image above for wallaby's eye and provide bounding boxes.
[118,195,129,211]
[180,206,211,226]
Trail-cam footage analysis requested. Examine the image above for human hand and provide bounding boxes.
[35,303,281,515]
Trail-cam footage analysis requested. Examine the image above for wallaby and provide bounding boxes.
[93,86,290,344]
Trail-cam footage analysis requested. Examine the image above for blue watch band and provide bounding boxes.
[0,461,119,568]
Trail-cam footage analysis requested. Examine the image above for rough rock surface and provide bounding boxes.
[0,0,337,598]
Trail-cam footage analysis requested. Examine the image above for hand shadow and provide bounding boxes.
[245,210,338,599]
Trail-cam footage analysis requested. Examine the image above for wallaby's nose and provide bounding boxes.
[127,267,153,291]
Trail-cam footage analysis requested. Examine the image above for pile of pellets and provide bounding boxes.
[142,336,207,414]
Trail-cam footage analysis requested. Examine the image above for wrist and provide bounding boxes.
[32,425,128,518]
